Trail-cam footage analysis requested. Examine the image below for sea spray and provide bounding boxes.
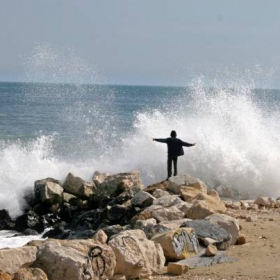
[2,80,280,217]
[1,44,280,217]
[102,78,280,200]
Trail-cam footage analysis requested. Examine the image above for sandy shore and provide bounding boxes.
[153,207,280,280]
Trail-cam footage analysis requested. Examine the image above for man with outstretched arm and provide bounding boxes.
[152,130,195,179]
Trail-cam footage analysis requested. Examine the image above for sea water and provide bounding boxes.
[2,45,280,248]
[1,79,280,221]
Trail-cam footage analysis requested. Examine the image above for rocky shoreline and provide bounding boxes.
[0,171,279,280]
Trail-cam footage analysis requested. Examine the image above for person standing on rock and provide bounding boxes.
[152,130,195,179]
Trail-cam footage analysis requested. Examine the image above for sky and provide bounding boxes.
[0,0,280,86]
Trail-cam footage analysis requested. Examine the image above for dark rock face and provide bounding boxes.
[71,209,105,231]
[0,209,14,230]
[107,202,140,225]
[181,220,232,250]
[15,211,44,233]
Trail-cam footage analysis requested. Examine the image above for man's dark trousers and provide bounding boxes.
[167,155,178,178]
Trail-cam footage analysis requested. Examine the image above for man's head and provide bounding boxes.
[170,130,177,138]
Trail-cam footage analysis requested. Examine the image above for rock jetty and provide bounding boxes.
[0,171,278,279]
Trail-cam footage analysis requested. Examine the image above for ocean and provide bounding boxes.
[1,80,280,220]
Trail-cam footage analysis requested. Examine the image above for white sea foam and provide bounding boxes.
[0,230,48,249]
[117,78,280,199]
[2,43,280,220]
[0,136,95,217]
[1,78,280,219]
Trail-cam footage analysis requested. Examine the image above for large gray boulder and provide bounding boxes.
[0,246,37,274]
[205,214,240,245]
[108,229,165,279]
[131,190,155,207]
[152,206,185,222]
[181,220,232,250]
[94,171,144,199]
[153,195,183,208]
[33,239,116,280]
[151,227,199,261]
[140,219,192,240]
[63,173,96,199]
[167,174,207,195]
[34,178,63,205]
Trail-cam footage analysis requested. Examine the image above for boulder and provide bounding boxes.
[175,201,193,216]
[153,195,183,208]
[141,224,175,240]
[15,211,44,233]
[63,192,78,203]
[152,206,185,222]
[167,263,189,276]
[0,210,14,230]
[151,227,199,261]
[34,178,63,205]
[94,171,144,200]
[107,200,138,225]
[131,205,162,222]
[205,214,240,245]
[168,174,207,196]
[181,220,231,250]
[63,173,95,199]
[187,192,226,219]
[33,239,116,280]
[186,200,215,219]
[131,191,155,207]
[92,171,109,185]
[205,244,217,257]
[12,268,48,280]
[144,180,171,195]
[162,175,226,219]
[254,196,271,207]
[152,189,171,198]
[108,229,165,279]
[0,246,37,274]
[71,209,105,231]
[134,218,157,230]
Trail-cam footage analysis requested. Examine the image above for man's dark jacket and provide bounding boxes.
[154,137,193,157]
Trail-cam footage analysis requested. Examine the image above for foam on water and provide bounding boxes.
[1,44,280,219]
[128,78,280,199]
[0,136,96,217]
[2,77,280,219]
[0,229,48,249]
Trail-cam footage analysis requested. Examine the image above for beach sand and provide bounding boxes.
[154,207,280,280]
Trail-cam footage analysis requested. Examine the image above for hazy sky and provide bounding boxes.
[0,0,280,86]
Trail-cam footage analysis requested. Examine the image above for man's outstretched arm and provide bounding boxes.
[181,140,195,147]
[152,138,168,143]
